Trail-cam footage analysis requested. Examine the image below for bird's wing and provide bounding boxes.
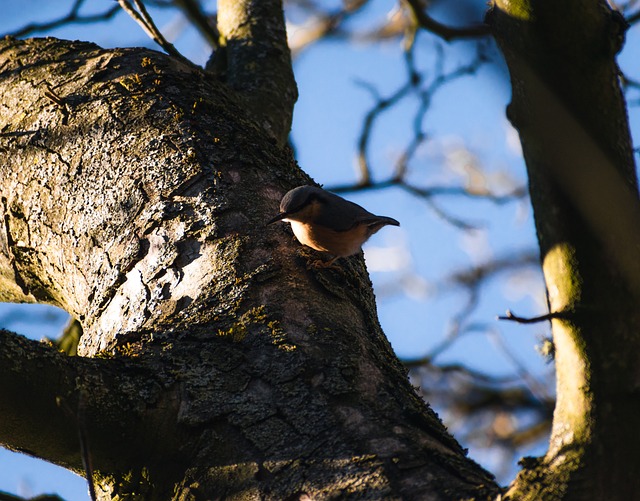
[312,195,373,232]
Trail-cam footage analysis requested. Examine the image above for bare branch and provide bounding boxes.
[7,0,120,38]
[328,177,526,202]
[400,251,540,368]
[0,329,128,473]
[497,309,565,324]
[354,77,416,186]
[348,37,490,207]
[216,0,297,145]
[327,176,526,230]
[489,329,552,405]
[407,355,554,473]
[400,181,527,204]
[117,0,194,66]
[626,9,640,24]
[173,0,219,48]
[403,0,490,41]
[288,0,370,56]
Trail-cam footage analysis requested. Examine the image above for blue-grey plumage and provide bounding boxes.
[267,185,399,260]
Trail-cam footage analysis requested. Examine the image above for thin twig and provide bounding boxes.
[288,0,370,56]
[497,309,565,324]
[77,391,97,501]
[488,329,552,404]
[7,0,120,38]
[354,79,414,186]
[328,177,526,204]
[44,84,70,124]
[117,0,193,66]
[173,0,219,48]
[349,38,491,207]
[627,9,640,24]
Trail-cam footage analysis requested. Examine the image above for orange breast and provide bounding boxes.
[289,221,368,257]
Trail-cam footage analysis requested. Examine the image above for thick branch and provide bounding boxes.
[0,329,84,470]
[0,330,167,476]
[213,0,298,145]
[489,1,640,498]
[404,0,489,41]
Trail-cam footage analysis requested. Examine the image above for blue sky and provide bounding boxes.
[1,1,638,499]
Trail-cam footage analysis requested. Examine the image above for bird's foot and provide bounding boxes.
[307,256,341,270]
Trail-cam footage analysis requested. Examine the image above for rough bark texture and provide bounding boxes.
[210,0,298,147]
[0,36,499,500]
[489,1,640,499]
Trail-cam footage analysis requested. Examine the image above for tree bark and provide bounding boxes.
[0,34,498,500]
[211,0,298,146]
[489,1,640,499]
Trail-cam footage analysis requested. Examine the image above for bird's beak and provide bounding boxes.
[266,212,288,225]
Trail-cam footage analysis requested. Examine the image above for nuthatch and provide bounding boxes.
[267,185,399,264]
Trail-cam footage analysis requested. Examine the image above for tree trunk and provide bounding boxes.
[0,33,498,501]
[489,1,640,499]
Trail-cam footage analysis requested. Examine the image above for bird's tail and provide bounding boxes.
[363,216,400,235]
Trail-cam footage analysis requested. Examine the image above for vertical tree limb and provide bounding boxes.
[214,0,298,146]
[489,1,640,498]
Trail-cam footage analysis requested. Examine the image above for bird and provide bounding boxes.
[267,185,399,265]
